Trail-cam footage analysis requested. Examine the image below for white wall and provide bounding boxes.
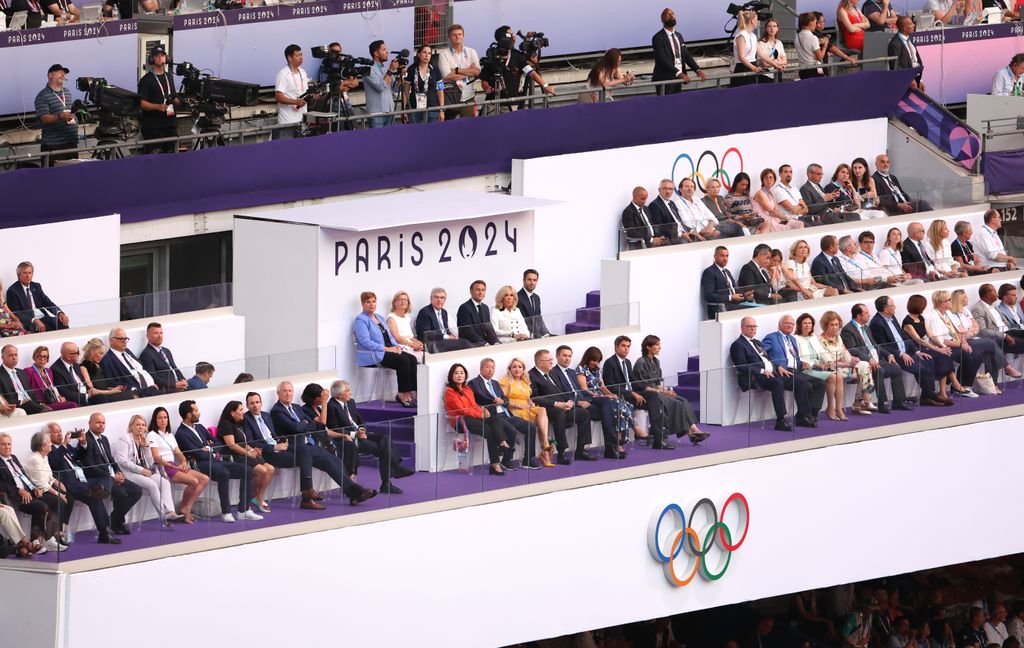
[1,215,120,328]
[514,118,890,322]
[0,569,63,648]
[699,270,1024,424]
[603,205,990,379]
[57,412,1024,648]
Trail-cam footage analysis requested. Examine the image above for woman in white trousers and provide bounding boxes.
[114,415,179,524]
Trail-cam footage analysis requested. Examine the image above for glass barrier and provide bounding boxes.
[420,302,640,356]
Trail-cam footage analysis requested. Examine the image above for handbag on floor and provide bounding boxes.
[972,372,999,395]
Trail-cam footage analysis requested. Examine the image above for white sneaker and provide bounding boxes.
[220,513,236,523]
[962,388,979,398]
[34,544,47,555]
[238,509,263,521]
[42,537,65,552]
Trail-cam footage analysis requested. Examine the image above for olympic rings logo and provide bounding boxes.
[670,148,744,194]
[646,492,750,587]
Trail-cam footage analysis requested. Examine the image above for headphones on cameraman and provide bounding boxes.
[147,45,166,66]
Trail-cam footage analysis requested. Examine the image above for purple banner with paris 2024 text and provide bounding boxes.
[0,18,139,47]
[173,0,412,29]
[911,22,1024,104]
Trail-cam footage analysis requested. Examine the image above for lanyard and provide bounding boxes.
[152,72,171,102]
[52,88,68,109]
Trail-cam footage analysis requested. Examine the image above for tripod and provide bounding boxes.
[92,112,127,160]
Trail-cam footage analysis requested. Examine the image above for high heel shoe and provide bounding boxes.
[688,432,708,445]
[488,465,506,476]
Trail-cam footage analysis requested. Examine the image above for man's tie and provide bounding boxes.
[476,303,482,319]
[620,358,633,390]
[25,286,36,311]
[670,31,680,60]
[95,436,111,463]
[859,324,876,353]
[287,405,313,445]
[340,401,355,427]
[882,174,906,203]
[255,415,274,445]
[563,368,579,394]
[721,267,736,295]
[484,380,507,415]
[637,205,654,236]
[9,369,30,402]
[530,293,538,313]
[436,311,449,335]
[159,348,171,366]
[784,335,797,368]
[123,352,149,389]
[759,267,770,283]
[667,201,687,231]
[830,256,851,291]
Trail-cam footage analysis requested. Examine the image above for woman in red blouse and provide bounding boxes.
[444,363,509,476]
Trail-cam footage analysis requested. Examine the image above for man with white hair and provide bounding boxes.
[99,328,161,397]
[414,287,474,353]
[0,345,49,414]
[837,235,884,291]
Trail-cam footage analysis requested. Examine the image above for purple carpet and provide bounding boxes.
[31,379,1024,565]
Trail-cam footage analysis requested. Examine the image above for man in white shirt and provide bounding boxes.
[773,164,813,225]
[985,603,1011,646]
[991,53,1024,96]
[974,209,1018,270]
[838,235,884,291]
[436,24,480,117]
[677,178,738,238]
[274,44,312,139]
[972,283,1024,355]
[858,231,912,285]
[926,0,965,23]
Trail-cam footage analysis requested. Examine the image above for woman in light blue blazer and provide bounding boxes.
[354,291,418,408]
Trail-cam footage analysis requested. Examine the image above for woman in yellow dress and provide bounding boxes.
[499,357,555,467]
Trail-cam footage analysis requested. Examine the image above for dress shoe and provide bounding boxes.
[574,451,598,462]
[775,418,793,432]
[487,466,506,476]
[380,482,403,494]
[300,499,326,510]
[940,397,955,406]
[392,465,416,479]
[500,461,518,471]
[919,397,943,406]
[301,488,324,501]
[651,440,676,450]
[688,433,708,445]
[795,416,817,428]
[524,457,543,470]
[111,523,132,535]
[556,453,572,466]
[603,446,621,459]
[893,403,913,411]
[98,532,122,545]
[876,405,891,414]
[349,488,378,505]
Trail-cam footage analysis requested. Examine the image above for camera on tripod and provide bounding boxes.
[516,30,549,58]
[76,77,139,116]
[311,46,372,81]
[726,1,773,21]
[174,61,259,107]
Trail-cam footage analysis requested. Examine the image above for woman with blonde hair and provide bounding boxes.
[926,220,965,279]
[80,338,132,403]
[948,288,1019,383]
[499,357,554,467]
[386,290,425,361]
[818,310,875,415]
[924,290,981,398]
[784,239,837,300]
[115,414,181,525]
[731,10,763,86]
[490,285,531,343]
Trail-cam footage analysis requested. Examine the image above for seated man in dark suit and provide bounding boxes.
[414,287,474,353]
[701,246,754,320]
[530,349,594,464]
[517,269,551,338]
[730,318,792,431]
[76,413,143,535]
[841,303,909,413]
[870,295,946,406]
[811,235,857,295]
[760,315,824,427]
[901,221,940,281]
[270,381,377,505]
[46,422,121,544]
[554,345,620,458]
[873,154,932,215]
[0,344,50,414]
[326,379,415,492]
[648,178,700,244]
[621,186,668,250]
[138,322,188,392]
[603,335,673,448]
[99,328,162,397]
[887,16,924,92]
[737,244,782,304]
[456,280,499,346]
[175,400,262,522]
[5,261,69,332]
[469,359,540,469]
[243,391,323,510]
[186,362,214,390]
[800,164,851,226]
[50,342,89,407]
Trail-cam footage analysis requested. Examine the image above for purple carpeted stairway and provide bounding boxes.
[565,290,601,334]
[353,400,417,465]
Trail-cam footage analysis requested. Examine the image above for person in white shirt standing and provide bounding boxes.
[991,53,1024,96]
[974,209,1018,271]
[436,24,481,118]
[274,44,312,140]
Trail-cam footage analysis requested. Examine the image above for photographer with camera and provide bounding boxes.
[324,43,360,120]
[405,44,445,124]
[274,44,312,139]
[479,26,555,114]
[138,45,180,154]
[437,24,480,118]
[34,64,78,166]
[365,40,404,128]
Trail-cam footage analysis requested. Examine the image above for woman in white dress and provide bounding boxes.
[926,220,966,279]
[577,48,634,103]
[795,313,844,420]
[115,414,179,525]
[490,285,531,343]
[783,239,837,300]
[731,10,762,87]
[386,290,425,362]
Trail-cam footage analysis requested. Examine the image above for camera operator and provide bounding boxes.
[138,45,181,154]
[34,64,78,166]
[274,44,312,140]
[479,26,555,113]
[437,24,480,118]
[324,42,360,119]
[365,40,404,128]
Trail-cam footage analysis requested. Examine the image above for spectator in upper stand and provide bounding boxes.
[649,178,700,244]
[850,157,882,210]
[985,603,1011,645]
[703,178,747,234]
[811,235,858,295]
[44,0,79,23]
[730,10,763,87]
[436,24,480,118]
[186,361,215,390]
[801,163,850,225]
[577,48,635,103]
[926,220,967,279]
[490,285,531,343]
[838,235,885,291]
[386,291,425,361]
[602,336,672,447]
[414,287,474,353]
[0,278,26,338]
[973,284,1024,355]
[77,338,132,404]
[974,209,1018,272]
[406,44,445,123]
[870,294,944,406]
[445,363,511,476]
[26,346,76,411]
[635,335,709,442]
[794,314,846,420]
[1008,602,1024,645]
[757,18,788,83]
[949,288,1018,382]
[701,246,753,320]
[518,269,551,338]
[816,12,859,69]
[952,221,997,276]
[784,239,838,300]
[838,0,870,55]
[795,12,828,80]
[216,401,275,513]
[824,163,886,220]
[888,16,925,92]
[553,345,610,457]
[355,290,418,408]
[500,357,556,467]
[962,607,989,648]
[100,328,161,398]
[754,167,804,231]
[677,178,736,238]
[0,345,50,415]
[864,0,898,31]
[725,172,768,233]
[925,290,982,398]
[233,373,254,384]
[774,164,814,226]
[530,348,597,460]
[929,0,968,23]
[858,231,915,287]
[761,316,825,428]
[114,415,180,525]
[873,154,933,214]
[456,280,499,347]
[139,322,188,392]
[468,360,539,468]
[843,302,910,412]
[730,317,792,432]
[739,244,783,304]
[887,617,914,648]
[34,64,79,167]
[364,40,400,129]
[78,413,144,536]
[0,432,63,552]
[147,407,210,524]
[996,283,1024,330]
[651,7,706,96]
[902,221,942,281]
[622,186,667,249]
[6,261,69,332]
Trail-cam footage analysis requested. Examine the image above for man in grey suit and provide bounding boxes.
[800,163,854,225]
[973,283,1024,356]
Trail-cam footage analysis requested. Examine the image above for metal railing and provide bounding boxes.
[0,56,895,170]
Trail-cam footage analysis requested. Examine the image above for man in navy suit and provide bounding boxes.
[603,336,672,449]
[651,7,705,95]
[46,422,120,544]
[870,295,946,406]
[873,154,932,215]
[456,280,499,346]
[701,246,754,320]
[648,178,700,244]
[469,358,540,469]
[51,342,89,406]
[729,317,792,431]
[5,261,68,332]
[841,303,909,413]
[100,328,162,397]
[554,345,619,458]
[517,269,551,338]
[737,244,782,304]
[269,381,377,505]
[138,323,188,392]
[326,379,415,492]
[415,287,474,353]
[761,315,824,426]
[530,349,594,464]
[0,345,50,414]
[175,400,262,522]
[621,187,667,249]
[77,413,143,534]
[811,235,857,294]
